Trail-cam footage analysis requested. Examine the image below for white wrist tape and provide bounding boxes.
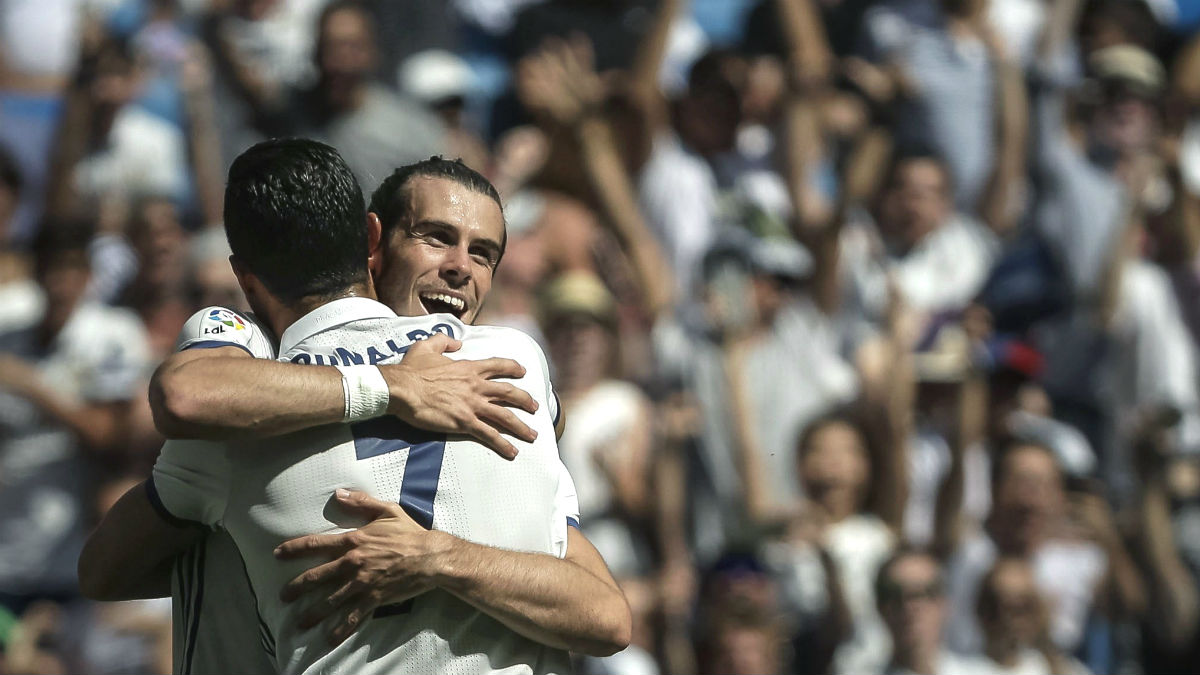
[335,365,390,422]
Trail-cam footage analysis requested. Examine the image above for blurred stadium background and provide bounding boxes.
[1,0,1200,673]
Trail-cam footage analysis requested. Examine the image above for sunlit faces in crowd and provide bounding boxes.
[797,416,872,523]
[989,443,1067,554]
[875,155,954,252]
[977,557,1048,651]
[876,549,948,660]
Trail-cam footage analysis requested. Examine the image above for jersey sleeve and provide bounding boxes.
[525,333,561,428]
[148,439,230,528]
[550,462,581,559]
[176,306,276,359]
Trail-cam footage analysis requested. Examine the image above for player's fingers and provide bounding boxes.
[280,559,349,602]
[333,488,405,519]
[469,421,519,461]
[298,581,363,629]
[407,334,462,355]
[477,403,538,444]
[472,357,527,381]
[274,533,353,561]
[328,603,373,646]
[481,381,539,415]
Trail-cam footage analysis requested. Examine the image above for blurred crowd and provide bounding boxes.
[2,0,1200,673]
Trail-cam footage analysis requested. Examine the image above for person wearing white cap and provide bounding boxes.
[399,50,489,172]
[1030,0,1200,506]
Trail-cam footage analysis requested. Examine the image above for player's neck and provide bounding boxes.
[262,282,376,339]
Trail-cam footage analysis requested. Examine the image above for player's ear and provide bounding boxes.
[367,212,384,278]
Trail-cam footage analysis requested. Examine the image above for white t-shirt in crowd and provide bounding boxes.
[72,106,187,203]
[0,301,149,594]
[556,379,648,577]
[638,131,719,299]
[767,513,896,675]
[883,649,997,675]
[840,211,999,323]
[945,532,1106,655]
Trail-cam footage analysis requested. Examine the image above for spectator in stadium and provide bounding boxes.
[876,547,992,675]
[942,441,1146,666]
[651,232,858,563]
[1027,0,1200,503]
[264,0,447,191]
[194,0,327,172]
[0,145,40,333]
[696,602,787,675]
[117,196,192,360]
[400,50,490,173]
[187,225,247,313]
[836,149,999,330]
[1132,410,1200,674]
[855,0,1000,212]
[43,36,188,220]
[693,551,785,674]
[0,220,149,613]
[540,271,654,576]
[768,412,902,674]
[976,556,1091,675]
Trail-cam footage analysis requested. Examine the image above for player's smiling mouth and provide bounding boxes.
[418,290,467,318]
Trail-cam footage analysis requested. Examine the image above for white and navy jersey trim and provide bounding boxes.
[182,340,255,356]
[145,479,207,530]
[550,392,562,428]
[176,306,276,360]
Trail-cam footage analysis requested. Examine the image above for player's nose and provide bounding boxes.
[440,245,472,283]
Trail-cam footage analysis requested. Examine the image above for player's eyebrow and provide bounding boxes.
[470,235,502,261]
[413,220,501,252]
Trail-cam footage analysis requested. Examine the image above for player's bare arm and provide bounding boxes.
[275,489,632,657]
[151,333,539,459]
[78,480,199,601]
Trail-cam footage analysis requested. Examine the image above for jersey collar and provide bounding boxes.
[278,297,397,355]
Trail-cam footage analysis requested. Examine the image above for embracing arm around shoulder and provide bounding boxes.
[151,307,539,458]
[78,479,202,601]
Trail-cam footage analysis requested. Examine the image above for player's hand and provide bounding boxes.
[275,489,453,646]
[383,334,539,460]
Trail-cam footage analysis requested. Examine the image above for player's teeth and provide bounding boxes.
[422,293,464,311]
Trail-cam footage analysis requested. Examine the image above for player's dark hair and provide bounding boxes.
[223,138,367,304]
[368,156,506,264]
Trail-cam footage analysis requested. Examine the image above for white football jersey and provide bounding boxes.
[151,298,578,675]
[170,306,278,675]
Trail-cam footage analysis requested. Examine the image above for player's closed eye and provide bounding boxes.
[470,247,497,266]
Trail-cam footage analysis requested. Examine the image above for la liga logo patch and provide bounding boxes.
[207,308,246,331]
